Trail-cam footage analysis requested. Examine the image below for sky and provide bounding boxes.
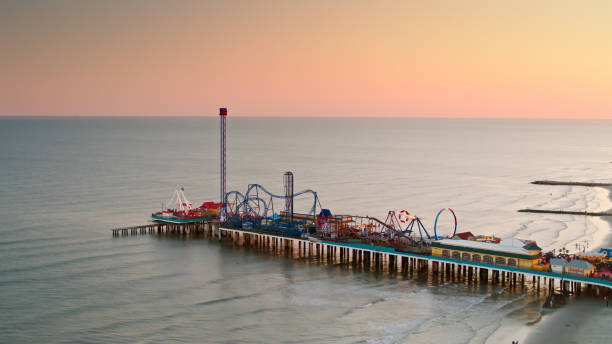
[1,0,611,118]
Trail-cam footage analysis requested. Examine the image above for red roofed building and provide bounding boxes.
[454,232,474,240]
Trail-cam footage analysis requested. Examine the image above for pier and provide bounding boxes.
[111,221,212,236]
[111,108,612,296]
[111,221,612,294]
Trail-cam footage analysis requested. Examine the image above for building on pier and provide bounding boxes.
[565,259,595,277]
[431,237,542,269]
[575,251,608,264]
[550,257,597,277]
[452,231,474,240]
[550,258,567,274]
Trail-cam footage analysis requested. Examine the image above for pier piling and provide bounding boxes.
[110,222,611,295]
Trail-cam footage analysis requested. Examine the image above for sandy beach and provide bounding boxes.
[484,186,612,344]
[524,200,612,344]
[524,296,611,344]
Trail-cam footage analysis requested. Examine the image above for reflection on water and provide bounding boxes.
[1,117,612,343]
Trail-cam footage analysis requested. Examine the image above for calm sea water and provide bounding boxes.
[1,117,612,343]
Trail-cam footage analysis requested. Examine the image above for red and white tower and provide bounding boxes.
[219,107,227,220]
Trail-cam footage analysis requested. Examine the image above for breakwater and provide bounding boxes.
[523,180,612,216]
[531,180,612,187]
[518,209,612,216]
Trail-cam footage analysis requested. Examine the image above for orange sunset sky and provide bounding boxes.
[1,0,611,118]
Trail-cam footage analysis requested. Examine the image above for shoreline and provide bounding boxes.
[524,186,612,344]
[523,296,610,344]
[484,186,612,344]
[600,187,612,250]
[592,186,612,251]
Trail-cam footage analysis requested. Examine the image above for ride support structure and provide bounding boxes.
[433,208,458,240]
[219,107,227,221]
[224,173,323,232]
[164,186,193,214]
[284,171,294,223]
[372,210,431,241]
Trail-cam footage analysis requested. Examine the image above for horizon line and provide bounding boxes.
[1,114,612,120]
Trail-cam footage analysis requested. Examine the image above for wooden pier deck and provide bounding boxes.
[111,221,612,293]
[111,221,213,236]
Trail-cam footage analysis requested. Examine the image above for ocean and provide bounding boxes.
[1,117,611,343]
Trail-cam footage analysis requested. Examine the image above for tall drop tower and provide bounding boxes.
[284,171,294,223]
[219,107,227,220]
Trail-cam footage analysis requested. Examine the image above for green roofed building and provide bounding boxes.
[431,237,542,269]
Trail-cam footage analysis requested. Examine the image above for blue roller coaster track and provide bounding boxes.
[224,183,322,234]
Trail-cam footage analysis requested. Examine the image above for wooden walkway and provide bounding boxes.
[110,221,612,294]
[111,221,214,236]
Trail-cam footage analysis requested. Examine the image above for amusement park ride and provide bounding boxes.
[126,107,612,292]
[151,186,222,223]
[150,107,459,254]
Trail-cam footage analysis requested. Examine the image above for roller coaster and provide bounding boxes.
[224,182,323,236]
[223,183,457,248]
[221,170,460,252]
